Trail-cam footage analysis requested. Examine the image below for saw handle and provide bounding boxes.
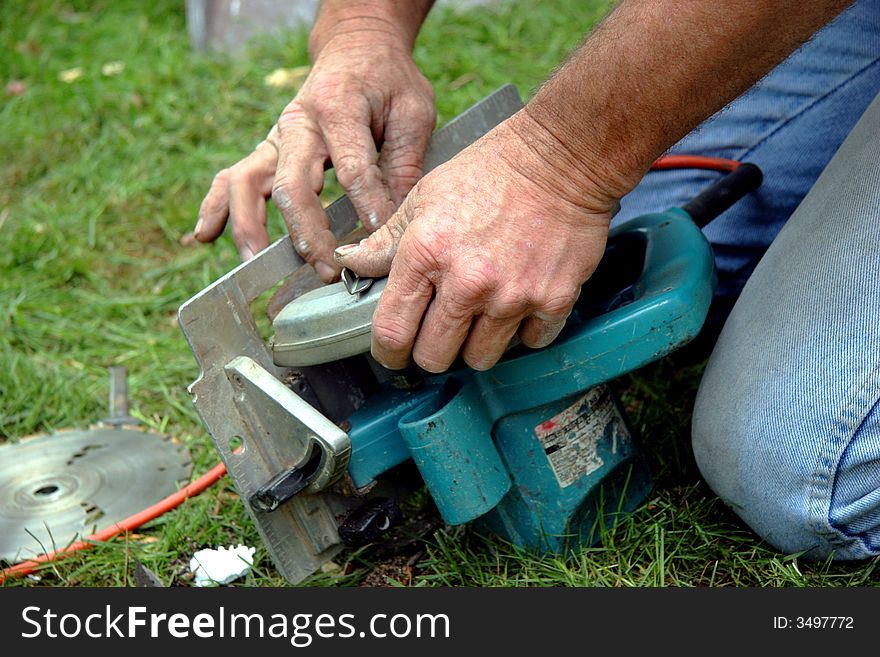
[681,162,763,228]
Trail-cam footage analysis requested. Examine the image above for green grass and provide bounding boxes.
[2,0,878,588]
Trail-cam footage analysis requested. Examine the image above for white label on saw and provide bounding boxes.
[535,386,630,488]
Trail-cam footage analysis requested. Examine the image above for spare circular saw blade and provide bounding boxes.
[0,426,192,563]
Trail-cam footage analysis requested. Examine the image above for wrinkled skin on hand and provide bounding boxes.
[335,112,621,373]
[194,38,435,283]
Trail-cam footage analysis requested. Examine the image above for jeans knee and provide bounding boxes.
[692,357,880,560]
[690,378,807,555]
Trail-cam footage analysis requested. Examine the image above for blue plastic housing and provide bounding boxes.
[345,207,715,552]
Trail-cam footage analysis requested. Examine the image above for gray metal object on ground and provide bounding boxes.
[103,365,140,426]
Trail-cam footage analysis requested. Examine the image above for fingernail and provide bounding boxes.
[333,243,359,261]
[315,261,336,282]
[240,245,255,261]
[193,217,203,239]
[370,347,395,370]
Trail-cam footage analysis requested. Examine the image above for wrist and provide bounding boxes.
[309,1,431,60]
[506,107,631,215]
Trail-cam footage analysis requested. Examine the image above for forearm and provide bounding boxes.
[309,0,434,57]
[521,0,853,202]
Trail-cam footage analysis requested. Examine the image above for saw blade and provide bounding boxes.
[0,426,192,563]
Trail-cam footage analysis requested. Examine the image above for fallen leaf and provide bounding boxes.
[15,40,41,56]
[58,67,84,83]
[264,66,310,89]
[127,534,160,544]
[101,61,125,76]
[5,80,26,96]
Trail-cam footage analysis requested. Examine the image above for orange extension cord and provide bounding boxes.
[651,154,742,173]
[0,153,744,585]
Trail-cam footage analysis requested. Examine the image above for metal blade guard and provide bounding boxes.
[179,85,716,584]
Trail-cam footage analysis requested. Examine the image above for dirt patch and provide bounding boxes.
[361,553,425,587]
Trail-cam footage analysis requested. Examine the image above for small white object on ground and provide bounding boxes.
[190,544,256,587]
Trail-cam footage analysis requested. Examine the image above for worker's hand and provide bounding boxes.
[335,111,625,372]
[194,33,435,283]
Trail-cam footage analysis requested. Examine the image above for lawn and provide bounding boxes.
[2,0,877,587]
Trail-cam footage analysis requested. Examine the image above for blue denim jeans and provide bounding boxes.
[615,1,880,558]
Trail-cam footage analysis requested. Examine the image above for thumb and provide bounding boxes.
[333,198,414,278]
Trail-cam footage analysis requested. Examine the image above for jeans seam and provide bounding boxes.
[736,56,880,162]
[806,360,880,555]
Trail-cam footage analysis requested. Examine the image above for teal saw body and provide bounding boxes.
[341,207,715,549]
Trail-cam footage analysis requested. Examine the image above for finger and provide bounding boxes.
[272,116,339,283]
[333,193,416,278]
[229,189,268,261]
[518,310,571,349]
[379,94,435,205]
[195,142,276,246]
[411,284,481,373]
[227,145,277,260]
[195,168,230,243]
[318,104,396,232]
[370,260,435,370]
[461,314,523,371]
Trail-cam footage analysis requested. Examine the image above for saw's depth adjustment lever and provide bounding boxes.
[250,444,324,513]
